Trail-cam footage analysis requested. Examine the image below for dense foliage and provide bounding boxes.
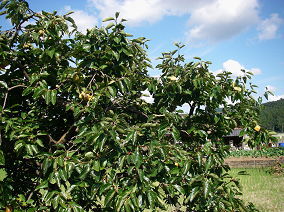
[0,0,274,211]
[228,148,284,158]
[260,99,284,132]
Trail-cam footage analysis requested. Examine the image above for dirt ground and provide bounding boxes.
[224,156,284,168]
[225,156,284,162]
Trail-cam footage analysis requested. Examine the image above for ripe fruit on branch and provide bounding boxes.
[79,92,93,101]
[254,125,261,132]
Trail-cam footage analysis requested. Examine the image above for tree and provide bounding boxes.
[0,0,273,211]
[260,99,284,132]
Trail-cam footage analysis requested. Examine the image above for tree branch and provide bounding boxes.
[2,91,8,112]
[1,84,27,113]
[48,125,77,145]
[189,102,196,117]
[8,84,27,91]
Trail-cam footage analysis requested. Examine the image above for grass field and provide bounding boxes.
[230,168,284,212]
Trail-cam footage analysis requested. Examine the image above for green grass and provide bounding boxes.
[230,168,284,212]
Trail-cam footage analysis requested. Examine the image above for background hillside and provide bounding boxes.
[260,99,284,132]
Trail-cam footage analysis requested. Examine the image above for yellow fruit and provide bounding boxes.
[168,76,178,81]
[85,94,92,101]
[23,43,32,48]
[152,181,160,187]
[73,74,80,82]
[254,125,261,132]
[79,92,85,99]
[79,92,93,101]
[39,29,45,35]
[174,162,179,167]
[87,94,94,101]
[233,86,242,92]
[5,206,12,212]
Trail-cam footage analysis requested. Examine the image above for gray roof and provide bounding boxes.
[225,128,242,137]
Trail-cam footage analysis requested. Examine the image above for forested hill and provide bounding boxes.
[260,98,284,132]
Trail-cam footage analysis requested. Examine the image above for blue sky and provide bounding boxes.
[1,0,284,102]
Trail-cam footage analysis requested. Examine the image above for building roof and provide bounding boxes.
[225,128,242,137]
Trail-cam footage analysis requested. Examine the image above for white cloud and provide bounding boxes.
[64,6,98,32]
[176,103,190,113]
[87,0,208,26]
[250,68,262,75]
[141,89,154,103]
[87,0,262,43]
[268,94,284,102]
[88,0,163,26]
[82,0,284,44]
[258,13,283,40]
[186,0,259,43]
[265,85,276,92]
[214,59,262,77]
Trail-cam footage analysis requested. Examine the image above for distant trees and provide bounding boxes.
[260,99,284,132]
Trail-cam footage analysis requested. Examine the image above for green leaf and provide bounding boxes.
[173,184,185,194]
[205,156,212,172]
[59,169,68,181]
[197,153,202,166]
[105,22,115,30]
[112,50,120,61]
[31,145,39,154]
[93,160,100,172]
[22,87,33,96]
[0,0,9,10]
[35,139,44,147]
[189,187,199,202]
[116,196,126,211]
[172,126,180,142]
[0,150,4,165]
[44,191,56,203]
[0,168,7,182]
[45,90,51,105]
[264,92,268,100]
[152,181,160,187]
[46,49,56,58]
[66,162,75,178]
[0,81,8,89]
[204,180,209,198]
[51,195,60,209]
[26,144,34,155]
[51,90,57,105]
[36,180,48,190]
[122,48,132,57]
[108,86,116,97]
[118,80,125,93]
[79,165,90,180]
[114,37,121,44]
[147,191,156,209]
[33,86,45,98]
[124,199,133,212]
[102,17,115,22]
[99,137,107,152]
[105,189,116,206]
[133,148,142,169]
[65,16,76,25]
[42,158,51,175]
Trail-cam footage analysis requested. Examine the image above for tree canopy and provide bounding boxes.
[0,0,274,211]
[260,99,284,132]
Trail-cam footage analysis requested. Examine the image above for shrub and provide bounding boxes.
[0,0,274,211]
